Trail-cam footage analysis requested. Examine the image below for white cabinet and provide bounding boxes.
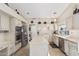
[64,39,79,56]
[0,48,8,56]
[64,40,69,55]
[0,13,9,31]
[54,36,59,47]
[30,37,48,56]
[53,35,59,47]
[8,44,15,55]
[15,43,21,52]
[69,41,78,56]
[52,35,55,43]
[54,35,79,56]
[30,43,48,56]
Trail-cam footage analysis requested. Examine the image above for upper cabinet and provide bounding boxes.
[0,4,27,23]
[0,4,27,32]
[0,12,9,31]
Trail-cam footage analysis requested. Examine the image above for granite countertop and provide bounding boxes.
[55,34,79,43]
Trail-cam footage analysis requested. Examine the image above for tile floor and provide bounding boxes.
[49,45,65,56]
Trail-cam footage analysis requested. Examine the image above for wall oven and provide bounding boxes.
[15,24,28,47]
[15,26,22,44]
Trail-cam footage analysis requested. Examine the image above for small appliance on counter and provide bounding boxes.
[58,24,69,36]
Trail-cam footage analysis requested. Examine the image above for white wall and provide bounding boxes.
[73,13,79,29]
[57,4,75,30]
[72,4,79,29]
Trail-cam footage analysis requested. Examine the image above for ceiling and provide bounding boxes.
[8,3,70,19]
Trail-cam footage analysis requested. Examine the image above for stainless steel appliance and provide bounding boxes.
[15,26,22,44]
[15,22,28,47]
[21,22,28,47]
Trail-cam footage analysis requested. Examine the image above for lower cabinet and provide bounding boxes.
[59,37,64,52]
[0,48,8,56]
[64,40,69,55]
[53,35,59,47]
[69,41,78,56]
[64,40,79,56]
[8,44,15,55]
[52,35,79,56]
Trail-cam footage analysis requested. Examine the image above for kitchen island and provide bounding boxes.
[29,35,49,56]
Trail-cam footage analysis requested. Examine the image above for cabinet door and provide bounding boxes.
[52,35,55,43]
[54,36,59,47]
[69,41,78,56]
[59,38,64,51]
[64,40,69,55]
[0,14,9,30]
[8,44,15,55]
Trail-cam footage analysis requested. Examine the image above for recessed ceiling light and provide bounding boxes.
[54,19,57,22]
